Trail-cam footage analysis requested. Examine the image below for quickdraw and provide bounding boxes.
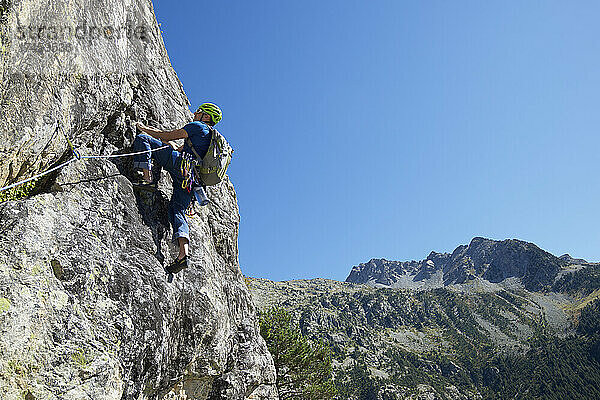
[180,152,199,193]
[59,123,81,160]
[181,152,201,218]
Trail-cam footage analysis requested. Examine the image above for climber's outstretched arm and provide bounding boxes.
[137,122,188,142]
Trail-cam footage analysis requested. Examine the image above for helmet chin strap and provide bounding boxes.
[195,111,206,122]
[200,112,212,125]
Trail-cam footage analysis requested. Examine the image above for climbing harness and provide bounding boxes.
[180,152,199,193]
[180,151,212,218]
[180,152,199,217]
[0,121,170,193]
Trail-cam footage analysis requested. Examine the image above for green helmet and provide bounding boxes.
[198,102,223,125]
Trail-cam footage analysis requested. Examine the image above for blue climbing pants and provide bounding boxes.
[133,134,192,244]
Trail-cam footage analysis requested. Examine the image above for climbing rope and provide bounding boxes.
[0,158,79,193]
[79,147,170,160]
[0,121,170,193]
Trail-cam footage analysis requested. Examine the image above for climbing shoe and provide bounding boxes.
[166,255,188,274]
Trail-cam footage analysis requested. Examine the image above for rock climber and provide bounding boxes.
[132,102,223,274]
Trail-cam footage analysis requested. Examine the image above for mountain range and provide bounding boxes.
[249,237,600,399]
[345,237,591,291]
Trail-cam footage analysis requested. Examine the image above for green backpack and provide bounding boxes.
[186,128,233,186]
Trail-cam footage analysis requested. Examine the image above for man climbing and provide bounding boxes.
[132,102,223,274]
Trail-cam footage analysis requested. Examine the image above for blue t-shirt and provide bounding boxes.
[182,121,212,159]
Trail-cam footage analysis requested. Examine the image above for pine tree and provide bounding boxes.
[259,307,337,400]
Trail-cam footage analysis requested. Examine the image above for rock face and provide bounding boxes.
[0,1,277,399]
[345,252,450,289]
[346,237,568,291]
[558,254,588,265]
[0,0,189,186]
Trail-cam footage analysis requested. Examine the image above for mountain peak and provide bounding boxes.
[346,237,568,291]
[559,254,589,265]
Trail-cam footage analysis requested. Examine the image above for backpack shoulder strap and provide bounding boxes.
[185,127,214,161]
[185,137,203,161]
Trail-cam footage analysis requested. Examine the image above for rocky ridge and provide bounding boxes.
[346,237,582,291]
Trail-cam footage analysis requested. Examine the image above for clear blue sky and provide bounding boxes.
[153,1,600,281]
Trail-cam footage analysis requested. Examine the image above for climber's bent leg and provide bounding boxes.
[133,134,156,172]
[132,134,179,181]
[169,185,193,247]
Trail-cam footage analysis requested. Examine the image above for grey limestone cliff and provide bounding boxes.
[0,1,277,399]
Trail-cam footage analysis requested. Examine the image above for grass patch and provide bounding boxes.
[563,289,600,314]
[7,359,26,375]
[0,179,40,203]
[71,348,91,369]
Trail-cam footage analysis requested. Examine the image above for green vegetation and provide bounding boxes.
[336,360,378,400]
[578,298,600,336]
[71,348,90,369]
[494,340,600,399]
[0,0,10,21]
[348,294,600,399]
[0,179,39,203]
[489,301,600,400]
[5,358,40,377]
[6,359,26,375]
[326,289,524,398]
[0,297,10,312]
[262,284,600,399]
[259,307,337,400]
[552,264,600,295]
